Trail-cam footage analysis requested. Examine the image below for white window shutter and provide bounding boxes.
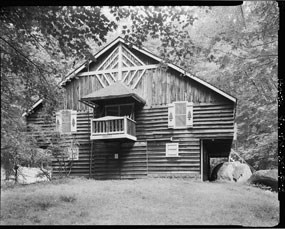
[61,110,71,133]
[55,111,62,132]
[186,102,193,127]
[168,103,175,128]
[166,143,179,157]
[71,110,77,133]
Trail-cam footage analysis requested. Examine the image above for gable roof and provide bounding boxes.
[60,36,237,103]
[80,81,146,105]
[24,36,237,117]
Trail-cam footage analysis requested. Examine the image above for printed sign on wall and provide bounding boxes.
[67,146,79,160]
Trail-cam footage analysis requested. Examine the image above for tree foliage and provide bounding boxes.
[110,6,205,71]
[212,2,277,170]
[190,2,278,170]
[0,6,120,173]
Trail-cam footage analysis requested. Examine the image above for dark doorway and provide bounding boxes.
[201,139,233,181]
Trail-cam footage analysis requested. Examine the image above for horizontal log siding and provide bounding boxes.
[90,103,234,179]
[146,139,201,176]
[135,104,235,140]
[26,102,234,179]
[26,110,93,177]
[136,104,234,177]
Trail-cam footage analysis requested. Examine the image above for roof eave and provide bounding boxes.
[22,99,44,117]
[81,93,146,105]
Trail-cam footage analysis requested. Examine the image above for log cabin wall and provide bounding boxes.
[26,102,234,178]
[90,102,234,179]
[26,40,235,179]
[26,108,94,177]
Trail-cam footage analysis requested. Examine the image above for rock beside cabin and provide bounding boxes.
[213,161,252,183]
[248,169,278,192]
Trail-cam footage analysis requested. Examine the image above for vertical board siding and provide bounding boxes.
[65,74,103,111]
[124,46,159,65]
[92,141,147,179]
[64,43,231,109]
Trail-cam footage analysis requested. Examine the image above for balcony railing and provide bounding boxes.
[90,116,136,141]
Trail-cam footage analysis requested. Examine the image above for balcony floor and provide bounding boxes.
[90,133,137,141]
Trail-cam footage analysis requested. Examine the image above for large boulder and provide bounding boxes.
[17,166,51,184]
[213,161,252,183]
[248,169,278,192]
[210,163,224,181]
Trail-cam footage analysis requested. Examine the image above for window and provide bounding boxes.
[166,143,179,157]
[56,110,77,134]
[168,101,193,129]
[105,106,119,116]
[66,146,79,161]
[105,103,134,120]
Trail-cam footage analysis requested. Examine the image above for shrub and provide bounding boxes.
[60,194,76,203]
[35,196,57,210]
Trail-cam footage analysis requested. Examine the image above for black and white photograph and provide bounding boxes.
[0,3,280,226]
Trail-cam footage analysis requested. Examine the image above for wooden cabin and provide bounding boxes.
[24,37,237,181]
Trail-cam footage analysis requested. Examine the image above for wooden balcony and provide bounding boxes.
[90,116,136,141]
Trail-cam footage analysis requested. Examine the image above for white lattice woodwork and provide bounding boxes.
[77,43,157,88]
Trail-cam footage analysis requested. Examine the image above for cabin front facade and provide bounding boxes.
[24,37,237,181]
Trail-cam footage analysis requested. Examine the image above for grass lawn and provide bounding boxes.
[0,177,279,226]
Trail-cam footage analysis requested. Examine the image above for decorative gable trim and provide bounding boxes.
[24,37,237,118]
[73,41,157,88]
[60,36,237,103]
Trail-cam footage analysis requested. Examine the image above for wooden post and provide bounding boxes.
[146,141,149,176]
[90,141,93,178]
[118,43,122,81]
[124,116,127,134]
[233,122,237,151]
[200,139,203,182]
[88,111,91,179]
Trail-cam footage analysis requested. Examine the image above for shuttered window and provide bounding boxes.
[175,102,186,127]
[56,110,77,134]
[168,101,193,129]
[62,110,71,133]
[166,143,179,157]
